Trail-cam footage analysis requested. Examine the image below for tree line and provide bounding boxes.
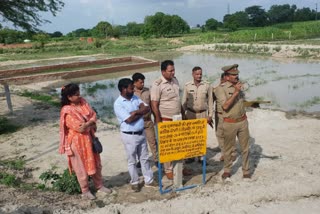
[0,2,319,44]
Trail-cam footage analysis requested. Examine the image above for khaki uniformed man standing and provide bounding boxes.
[182,66,213,164]
[215,64,250,179]
[150,60,191,180]
[132,72,158,165]
[213,73,237,162]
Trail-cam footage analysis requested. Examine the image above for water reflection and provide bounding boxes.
[73,52,320,121]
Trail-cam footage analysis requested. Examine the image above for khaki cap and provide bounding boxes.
[221,64,239,74]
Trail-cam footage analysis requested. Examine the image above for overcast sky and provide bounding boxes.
[20,0,320,34]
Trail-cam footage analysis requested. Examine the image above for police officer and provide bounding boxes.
[182,66,213,164]
[215,64,250,179]
[132,72,158,166]
[213,73,237,162]
[150,60,192,180]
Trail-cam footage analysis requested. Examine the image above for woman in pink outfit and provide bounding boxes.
[59,83,111,200]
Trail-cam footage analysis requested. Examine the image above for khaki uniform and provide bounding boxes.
[134,87,158,162]
[150,76,181,173]
[213,85,225,152]
[215,81,250,175]
[150,76,181,119]
[182,80,213,120]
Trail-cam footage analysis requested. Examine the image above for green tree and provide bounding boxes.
[33,33,50,48]
[268,4,297,24]
[294,7,315,21]
[205,18,219,31]
[66,28,91,37]
[0,28,28,44]
[0,0,64,32]
[223,12,249,31]
[51,31,63,38]
[91,21,112,38]
[245,6,268,27]
[143,12,189,38]
[126,22,143,36]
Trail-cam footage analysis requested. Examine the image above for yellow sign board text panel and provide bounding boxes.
[158,119,207,163]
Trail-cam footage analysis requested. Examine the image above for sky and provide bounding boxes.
[5,0,320,34]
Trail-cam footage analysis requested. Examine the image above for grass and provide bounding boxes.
[19,90,60,107]
[0,116,20,134]
[296,96,320,108]
[1,21,320,62]
[0,157,26,187]
[84,82,108,95]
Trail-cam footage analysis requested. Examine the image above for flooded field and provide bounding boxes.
[56,52,319,122]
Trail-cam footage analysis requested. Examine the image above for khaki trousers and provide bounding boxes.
[222,119,250,175]
[215,114,237,157]
[144,120,158,162]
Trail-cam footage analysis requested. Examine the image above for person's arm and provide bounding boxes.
[65,114,88,133]
[151,100,162,124]
[222,82,242,111]
[125,103,149,123]
[207,85,213,125]
[181,86,187,113]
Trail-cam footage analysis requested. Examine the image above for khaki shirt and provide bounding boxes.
[134,87,152,121]
[182,80,213,117]
[215,81,246,119]
[150,76,181,119]
[213,83,225,114]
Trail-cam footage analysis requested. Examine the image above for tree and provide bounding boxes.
[0,0,64,32]
[268,4,297,24]
[91,21,112,38]
[143,12,189,38]
[205,18,219,31]
[294,7,314,21]
[223,12,249,31]
[51,31,63,38]
[245,6,268,27]
[126,22,143,36]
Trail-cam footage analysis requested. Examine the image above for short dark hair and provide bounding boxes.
[220,73,225,79]
[161,60,174,71]
[132,72,145,82]
[192,66,202,72]
[60,83,80,107]
[118,78,133,92]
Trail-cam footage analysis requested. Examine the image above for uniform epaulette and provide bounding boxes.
[185,81,193,86]
[202,80,210,85]
[154,78,162,86]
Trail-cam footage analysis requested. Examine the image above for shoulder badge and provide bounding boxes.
[154,78,162,86]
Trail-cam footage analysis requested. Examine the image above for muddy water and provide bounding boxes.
[73,53,320,121]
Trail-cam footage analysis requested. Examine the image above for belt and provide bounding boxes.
[161,117,172,121]
[187,108,206,114]
[122,130,143,135]
[223,114,247,123]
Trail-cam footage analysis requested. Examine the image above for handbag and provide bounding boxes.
[77,109,103,153]
[91,134,103,154]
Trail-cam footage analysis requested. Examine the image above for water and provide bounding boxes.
[71,52,320,121]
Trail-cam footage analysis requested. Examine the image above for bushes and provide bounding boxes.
[39,168,81,194]
[0,117,20,134]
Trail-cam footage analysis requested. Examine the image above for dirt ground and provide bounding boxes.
[1,80,320,214]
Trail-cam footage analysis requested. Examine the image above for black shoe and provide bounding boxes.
[185,158,195,164]
[136,161,141,168]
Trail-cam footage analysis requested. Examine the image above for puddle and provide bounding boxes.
[53,52,319,121]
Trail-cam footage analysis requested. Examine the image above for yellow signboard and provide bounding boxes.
[158,118,207,163]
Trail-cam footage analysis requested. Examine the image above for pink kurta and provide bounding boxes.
[59,98,100,175]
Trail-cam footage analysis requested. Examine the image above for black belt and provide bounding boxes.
[122,130,143,135]
[187,108,206,113]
